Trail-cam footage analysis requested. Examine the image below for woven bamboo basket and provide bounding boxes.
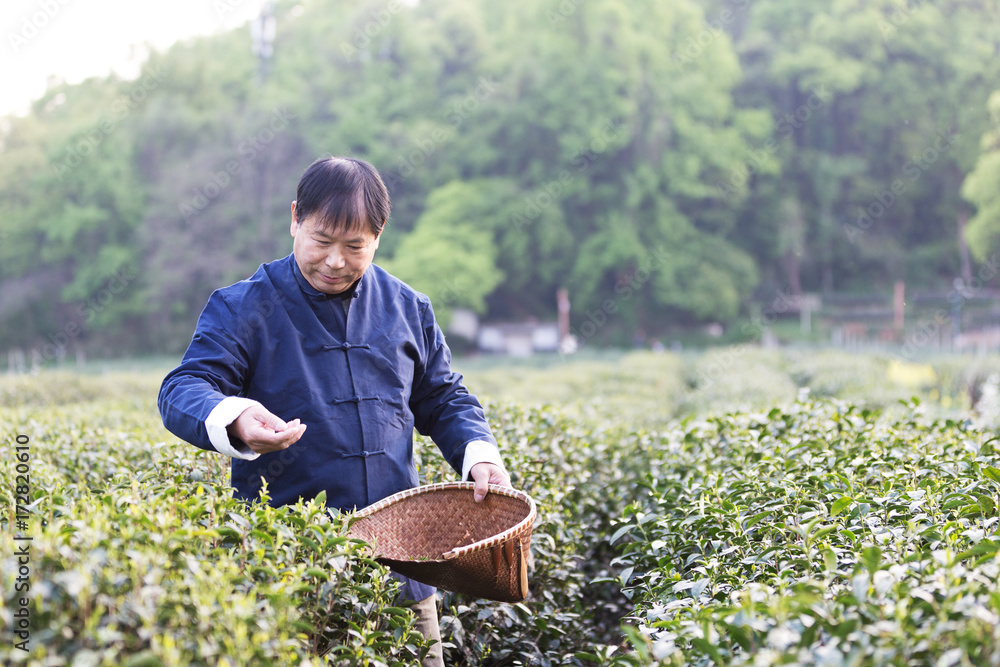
[348,482,536,602]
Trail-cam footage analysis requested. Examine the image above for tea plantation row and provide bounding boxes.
[3,350,1000,665]
[613,400,1000,665]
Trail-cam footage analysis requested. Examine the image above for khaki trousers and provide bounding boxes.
[412,594,444,667]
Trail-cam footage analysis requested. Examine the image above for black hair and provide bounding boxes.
[294,157,390,237]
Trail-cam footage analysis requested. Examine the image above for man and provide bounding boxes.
[158,156,510,667]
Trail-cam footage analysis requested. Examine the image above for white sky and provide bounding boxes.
[1,0,268,117]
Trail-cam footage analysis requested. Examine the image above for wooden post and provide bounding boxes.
[557,287,570,347]
[894,280,905,332]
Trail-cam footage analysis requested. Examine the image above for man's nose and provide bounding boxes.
[325,247,346,268]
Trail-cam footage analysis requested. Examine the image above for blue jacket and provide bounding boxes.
[158,254,497,512]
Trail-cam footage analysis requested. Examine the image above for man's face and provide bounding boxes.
[290,203,380,295]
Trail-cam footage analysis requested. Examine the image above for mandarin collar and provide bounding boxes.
[289,254,363,301]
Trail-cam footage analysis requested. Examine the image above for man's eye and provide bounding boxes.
[314,240,331,246]
[348,245,363,251]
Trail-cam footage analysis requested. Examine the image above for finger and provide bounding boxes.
[476,462,510,487]
[245,421,306,454]
[258,411,290,432]
[273,418,301,434]
[472,469,490,503]
[491,469,513,488]
[248,429,285,448]
[269,423,306,447]
[285,423,307,445]
[474,479,488,502]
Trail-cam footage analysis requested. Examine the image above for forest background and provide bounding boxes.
[3,0,1000,360]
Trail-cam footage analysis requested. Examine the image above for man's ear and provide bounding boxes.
[290,201,298,237]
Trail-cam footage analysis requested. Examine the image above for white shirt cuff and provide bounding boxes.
[461,440,506,482]
[205,396,263,460]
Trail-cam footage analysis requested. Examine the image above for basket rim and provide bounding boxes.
[352,481,537,561]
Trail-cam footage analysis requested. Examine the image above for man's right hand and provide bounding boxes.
[227,405,306,454]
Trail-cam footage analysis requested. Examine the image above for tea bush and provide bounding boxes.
[462,351,688,429]
[6,349,1000,666]
[784,348,906,402]
[611,399,1000,665]
[0,372,163,409]
[680,346,798,416]
[0,400,427,666]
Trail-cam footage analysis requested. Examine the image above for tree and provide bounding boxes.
[727,0,1000,292]
[379,180,504,327]
[963,91,1000,263]
[5,0,1000,357]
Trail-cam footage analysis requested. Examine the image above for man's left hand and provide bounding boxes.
[469,462,512,503]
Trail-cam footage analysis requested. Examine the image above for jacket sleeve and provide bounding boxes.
[158,291,254,453]
[409,300,498,474]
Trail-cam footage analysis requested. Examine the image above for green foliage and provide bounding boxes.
[458,347,985,431]
[0,0,834,357]
[0,392,427,666]
[379,180,508,326]
[4,0,1000,355]
[611,400,1000,665]
[5,349,1000,664]
[461,351,688,429]
[730,0,1000,292]
[964,90,1000,262]
[681,346,799,415]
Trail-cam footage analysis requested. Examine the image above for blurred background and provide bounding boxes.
[2,0,1000,368]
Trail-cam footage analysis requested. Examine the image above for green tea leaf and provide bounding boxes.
[830,496,853,516]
